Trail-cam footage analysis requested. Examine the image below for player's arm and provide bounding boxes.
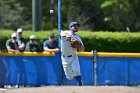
[60,33,68,37]
[77,37,85,52]
[60,31,71,37]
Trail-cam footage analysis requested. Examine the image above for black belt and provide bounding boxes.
[63,55,72,57]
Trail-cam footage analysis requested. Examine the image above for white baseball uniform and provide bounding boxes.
[60,30,84,80]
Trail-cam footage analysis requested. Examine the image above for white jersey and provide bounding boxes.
[60,30,84,56]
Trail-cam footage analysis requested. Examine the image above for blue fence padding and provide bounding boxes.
[0,57,5,86]
[2,53,140,86]
[41,54,62,85]
[128,58,140,85]
[2,56,22,85]
[97,57,140,86]
[63,56,94,85]
[23,56,61,85]
[97,57,128,85]
[0,54,62,86]
[0,53,94,86]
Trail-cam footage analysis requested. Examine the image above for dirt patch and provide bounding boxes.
[1,86,140,93]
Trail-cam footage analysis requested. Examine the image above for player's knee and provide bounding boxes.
[74,71,81,76]
[66,76,74,80]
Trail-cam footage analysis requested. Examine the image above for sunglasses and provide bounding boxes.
[30,39,36,41]
[73,24,80,27]
[12,37,17,39]
[18,32,22,34]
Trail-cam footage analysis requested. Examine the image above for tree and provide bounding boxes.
[0,0,24,30]
[100,0,140,31]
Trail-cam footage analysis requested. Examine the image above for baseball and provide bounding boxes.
[50,10,54,14]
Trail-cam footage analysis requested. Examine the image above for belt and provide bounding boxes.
[63,55,72,57]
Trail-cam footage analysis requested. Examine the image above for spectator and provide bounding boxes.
[16,28,26,88]
[25,35,41,52]
[5,33,21,88]
[16,28,26,52]
[43,34,60,53]
[6,33,21,54]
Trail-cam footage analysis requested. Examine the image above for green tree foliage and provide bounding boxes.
[1,0,140,31]
[17,0,32,29]
[61,0,106,30]
[100,0,140,31]
[42,0,58,30]
[0,0,24,30]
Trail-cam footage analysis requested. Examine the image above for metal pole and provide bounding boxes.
[58,0,63,85]
[58,0,61,47]
[93,50,98,86]
[32,0,42,31]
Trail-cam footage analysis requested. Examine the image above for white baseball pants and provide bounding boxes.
[61,54,81,80]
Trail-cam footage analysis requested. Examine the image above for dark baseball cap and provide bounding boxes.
[49,34,55,38]
[69,21,80,28]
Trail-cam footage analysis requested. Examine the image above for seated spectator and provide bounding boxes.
[25,35,41,52]
[5,32,21,88]
[43,34,60,53]
[16,28,26,52]
[6,33,21,54]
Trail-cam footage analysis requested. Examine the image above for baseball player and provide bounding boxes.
[60,21,85,86]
